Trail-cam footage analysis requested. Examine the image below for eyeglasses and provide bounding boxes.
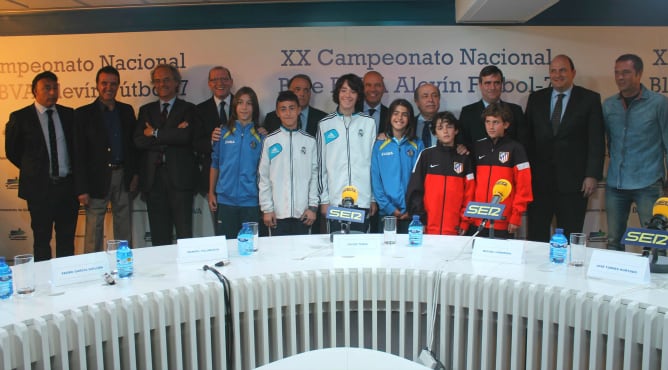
[152,77,173,85]
[209,77,232,83]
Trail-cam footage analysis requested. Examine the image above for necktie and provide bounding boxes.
[368,108,376,117]
[300,112,307,131]
[219,101,227,126]
[46,109,59,177]
[422,120,432,147]
[551,93,565,135]
[161,102,169,125]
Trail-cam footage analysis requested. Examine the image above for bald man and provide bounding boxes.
[523,54,605,242]
[363,71,389,135]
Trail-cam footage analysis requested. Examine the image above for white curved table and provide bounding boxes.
[255,347,430,370]
[2,234,668,370]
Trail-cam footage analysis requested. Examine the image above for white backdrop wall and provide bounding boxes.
[1,26,666,255]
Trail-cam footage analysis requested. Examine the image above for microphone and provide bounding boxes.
[490,179,512,204]
[478,179,512,232]
[647,197,668,231]
[340,185,359,208]
[642,197,668,259]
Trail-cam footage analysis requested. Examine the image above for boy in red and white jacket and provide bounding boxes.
[471,103,533,238]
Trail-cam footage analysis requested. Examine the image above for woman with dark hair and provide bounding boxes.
[208,87,264,239]
[371,99,425,233]
[317,73,377,232]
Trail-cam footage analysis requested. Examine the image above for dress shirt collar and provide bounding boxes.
[160,97,177,112]
[552,86,573,100]
[34,101,54,114]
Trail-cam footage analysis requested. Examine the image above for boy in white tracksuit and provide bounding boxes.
[317,73,377,233]
[258,91,319,235]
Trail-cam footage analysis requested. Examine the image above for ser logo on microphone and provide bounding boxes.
[623,197,668,249]
[464,178,511,220]
[326,185,367,223]
[464,203,504,218]
[622,228,668,249]
[328,208,365,222]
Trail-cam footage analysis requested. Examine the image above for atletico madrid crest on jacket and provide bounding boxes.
[453,162,463,174]
[498,151,509,163]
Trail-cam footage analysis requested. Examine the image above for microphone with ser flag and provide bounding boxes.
[477,179,512,233]
[326,185,366,239]
[622,197,668,273]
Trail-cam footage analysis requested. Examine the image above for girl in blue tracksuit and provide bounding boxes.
[209,87,264,239]
[371,99,424,233]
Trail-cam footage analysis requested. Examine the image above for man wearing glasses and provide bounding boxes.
[134,64,205,246]
[196,66,234,198]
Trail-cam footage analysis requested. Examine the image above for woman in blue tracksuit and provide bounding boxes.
[208,87,264,239]
[371,99,424,233]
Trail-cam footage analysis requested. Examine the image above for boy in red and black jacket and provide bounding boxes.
[406,112,475,235]
[470,103,533,238]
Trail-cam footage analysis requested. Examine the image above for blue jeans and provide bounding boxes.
[605,180,662,251]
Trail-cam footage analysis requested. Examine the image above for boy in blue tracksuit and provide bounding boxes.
[209,87,264,239]
[371,99,424,233]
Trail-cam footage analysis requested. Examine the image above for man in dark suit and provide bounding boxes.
[362,71,389,233]
[5,71,78,261]
[524,54,605,242]
[363,71,389,135]
[134,64,205,246]
[74,66,138,253]
[458,65,524,151]
[196,66,234,197]
[263,74,327,136]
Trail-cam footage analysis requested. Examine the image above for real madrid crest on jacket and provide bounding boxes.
[317,112,376,209]
[406,143,475,235]
[472,135,533,231]
[211,121,264,207]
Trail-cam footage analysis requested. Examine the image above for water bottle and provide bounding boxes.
[549,228,568,264]
[0,257,13,299]
[238,223,254,256]
[408,215,424,247]
[116,240,134,278]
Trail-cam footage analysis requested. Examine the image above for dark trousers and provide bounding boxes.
[270,218,311,236]
[527,190,587,243]
[146,166,193,246]
[27,177,78,261]
[215,204,260,240]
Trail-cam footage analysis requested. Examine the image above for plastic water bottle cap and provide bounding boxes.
[555,228,564,234]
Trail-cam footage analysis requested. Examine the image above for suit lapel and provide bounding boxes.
[29,105,49,152]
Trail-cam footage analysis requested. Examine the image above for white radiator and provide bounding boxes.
[1,269,667,369]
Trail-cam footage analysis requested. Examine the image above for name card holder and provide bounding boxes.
[177,236,228,264]
[587,249,650,284]
[333,234,382,257]
[472,237,525,264]
[51,253,108,287]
